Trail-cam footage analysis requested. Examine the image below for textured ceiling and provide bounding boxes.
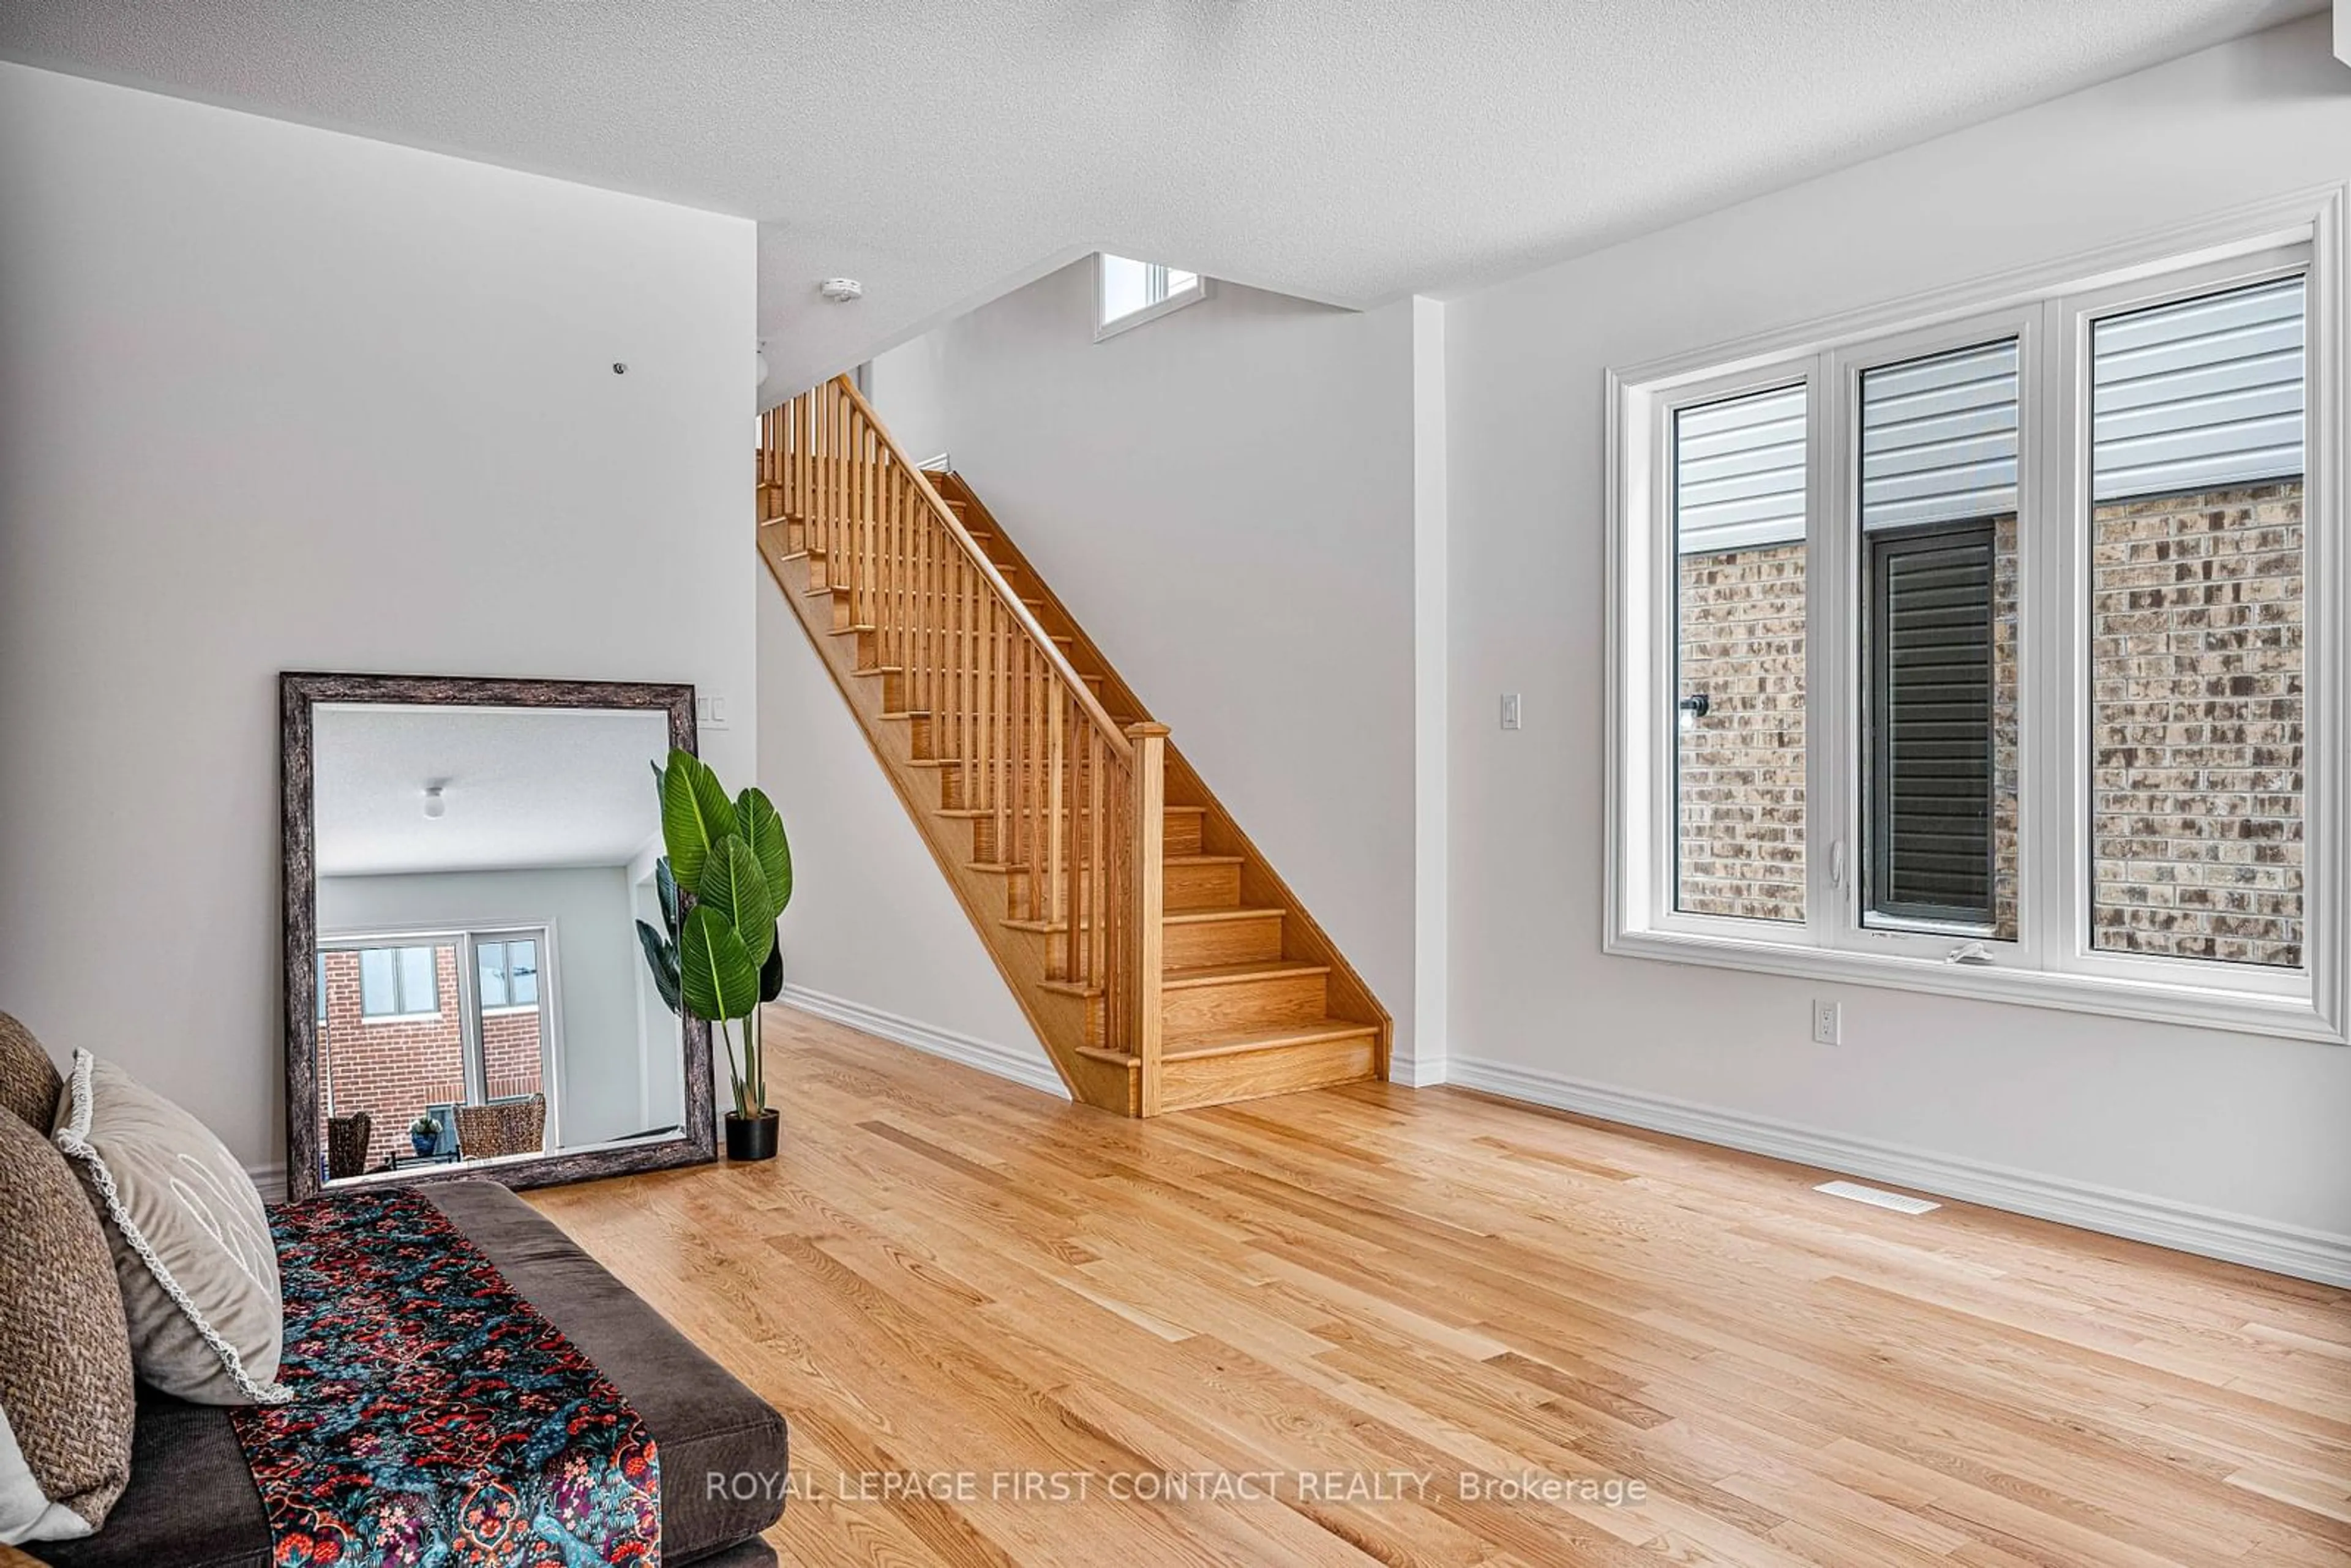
[314,705,670,878]
[0,1,2324,391]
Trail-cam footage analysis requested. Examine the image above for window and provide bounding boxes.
[2087,277,2307,969]
[477,939,541,1010]
[1096,253,1208,339]
[358,943,440,1019]
[1607,193,2340,1040]
[1673,384,1808,921]
[1857,340,2020,937]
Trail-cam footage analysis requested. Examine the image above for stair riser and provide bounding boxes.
[882,712,934,757]
[1164,971,1330,1038]
[1164,860,1240,912]
[1165,913,1284,969]
[1158,1034,1378,1113]
[959,809,1204,866]
[935,756,1112,811]
[1164,812,1204,856]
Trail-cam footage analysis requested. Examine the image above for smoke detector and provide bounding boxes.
[819,277,864,302]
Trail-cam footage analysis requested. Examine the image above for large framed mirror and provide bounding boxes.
[280,672,714,1201]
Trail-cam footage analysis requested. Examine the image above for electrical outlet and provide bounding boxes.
[1499,692,1523,731]
[1811,999,1841,1046]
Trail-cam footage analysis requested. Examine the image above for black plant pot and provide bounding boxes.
[724,1109,779,1162]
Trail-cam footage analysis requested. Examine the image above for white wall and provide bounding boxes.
[1445,16,2351,1262]
[0,62,757,1178]
[317,866,670,1146]
[854,261,1425,1068]
[865,334,953,467]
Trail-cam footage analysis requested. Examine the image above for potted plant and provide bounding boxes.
[634,748,792,1161]
[408,1113,441,1158]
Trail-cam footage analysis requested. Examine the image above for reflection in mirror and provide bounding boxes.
[308,699,689,1187]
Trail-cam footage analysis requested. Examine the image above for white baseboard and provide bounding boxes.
[775,985,1069,1100]
[1446,1055,2351,1288]
[1390,1054,1450,1089]
[247,1162,288,1204]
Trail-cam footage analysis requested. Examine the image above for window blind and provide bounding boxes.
[1674,385,1807,553]
[1859,340,2019,532]
[1869,522,1996,926]
[2092,276,2305,502]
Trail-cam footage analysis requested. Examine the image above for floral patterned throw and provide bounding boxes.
[230,1188,660,1567]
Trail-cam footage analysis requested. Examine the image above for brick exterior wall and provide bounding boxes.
[320,945,547,1172]
[2091,481,2304,968]
[1675,542,1807,920]
[482,1010,545,1101]
[1673,483,2301,967]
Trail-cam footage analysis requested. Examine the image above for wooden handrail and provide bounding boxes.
[831,375,1133,760]
[759,377,1159,1058]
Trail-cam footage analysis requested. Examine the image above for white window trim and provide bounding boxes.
[1094,253,1211,342]
[1605,184,2345,1043]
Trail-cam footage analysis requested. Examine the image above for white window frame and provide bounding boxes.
[1094,252,1210,341]
[355,941,443,1022]
[1606,186,2344,1043]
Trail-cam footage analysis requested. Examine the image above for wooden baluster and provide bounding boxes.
[1128,723,1168,1110]
[1010,639,1028,890]
[856,413,869,639]
[921,494,936,723]
[893,465,902,691]
[1089,727,1108,993]
[863,416,878,637]
[981,592,999,831]
[817,388,831,565]
[993,593,1010,890]
[1044,694,1065,977]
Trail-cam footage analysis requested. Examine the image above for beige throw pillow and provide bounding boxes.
[0,1110,134,1543]
[51,1051,289,1405]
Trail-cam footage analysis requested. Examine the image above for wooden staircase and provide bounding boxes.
[757,375,1388,1116]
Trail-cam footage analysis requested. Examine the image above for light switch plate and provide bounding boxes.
[1500,692,1522,731]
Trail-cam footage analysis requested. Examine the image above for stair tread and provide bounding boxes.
[938,802,1198,819]
[1078,1018,1379,1068]
[1161,959,1328,990]
[1004,905,1284,936]
[965,853,1240,875]
[1167,905,1282,925]
[1166,1018,1381,1060]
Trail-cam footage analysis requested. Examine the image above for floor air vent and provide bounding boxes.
[1813,1180,1940,1215]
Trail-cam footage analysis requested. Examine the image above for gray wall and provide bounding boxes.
[317,866,674,1148]
[0,62,756,1179]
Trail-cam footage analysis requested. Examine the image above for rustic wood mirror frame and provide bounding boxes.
[280,672,714,1201]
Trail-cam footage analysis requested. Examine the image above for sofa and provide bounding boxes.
[1,1018,786,1566]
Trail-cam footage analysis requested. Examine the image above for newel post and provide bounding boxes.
[1128,722,1169,1116]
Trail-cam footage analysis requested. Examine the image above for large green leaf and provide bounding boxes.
[679,904,762,1021]
[660,749,737,887]
[634,918,681,1016]
[697,836,776,969]
[759,941,785,1003]
[734,789,792,919]
[654,855,680,938]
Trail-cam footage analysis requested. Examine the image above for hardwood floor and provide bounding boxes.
[530,1006,2351,1567]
